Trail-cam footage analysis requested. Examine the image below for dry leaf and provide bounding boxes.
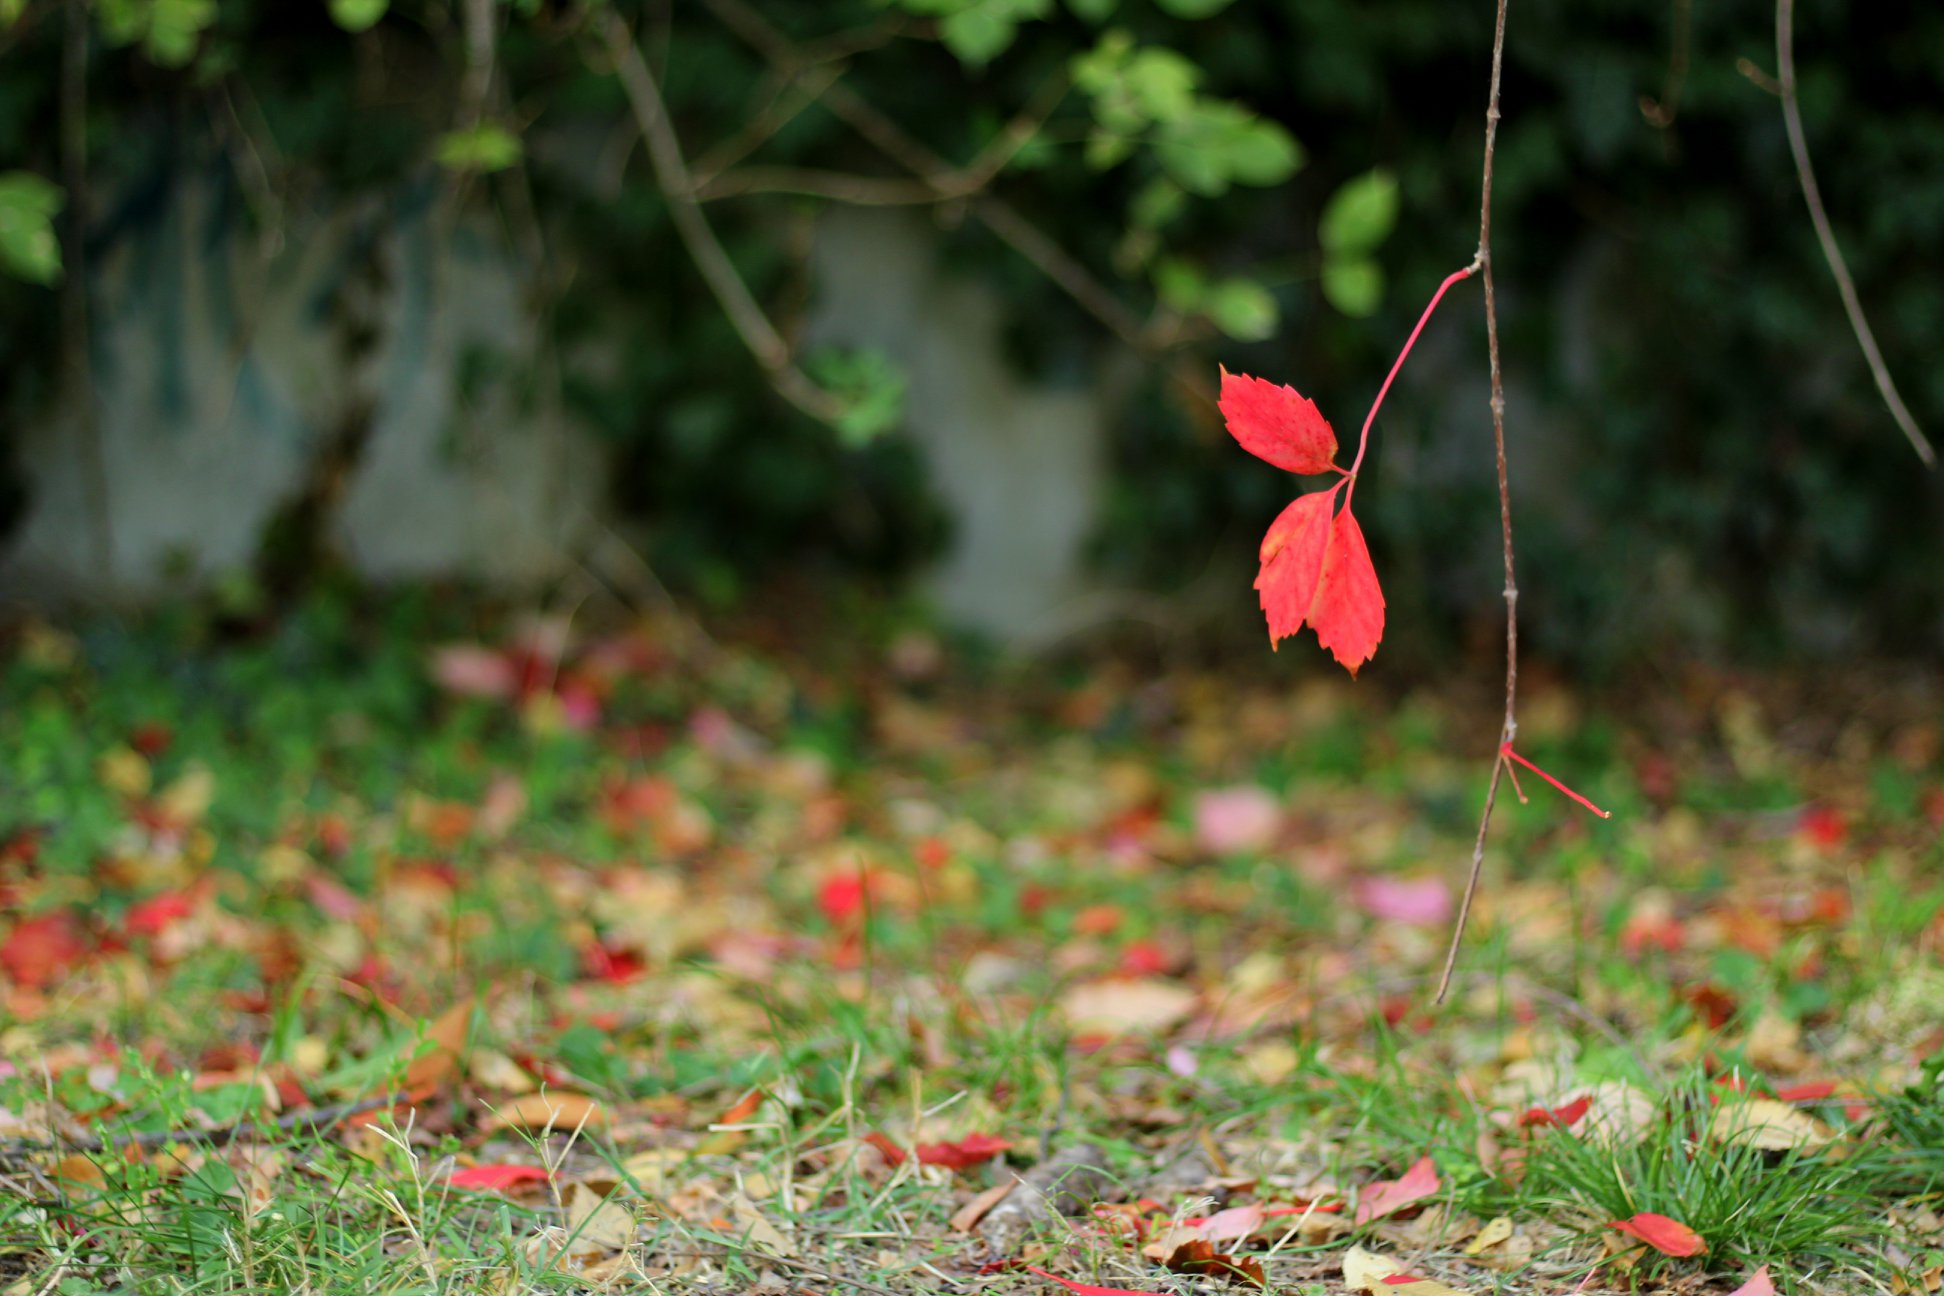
[564,1182,636,1252]
[1464,1215,1514,1255]
[950,1180,1014,1233]
[1710,1098,1833,1151]
[1342,1244,1469,1295]
[1059,978,1198,1036]
[484,1091,607,1134]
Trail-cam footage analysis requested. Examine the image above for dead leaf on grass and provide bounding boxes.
[1709,1097,1834,1151]
[1059,978,1198,1037]
[484,1091,606,1134]
[1354,1155,1439,1224]
[1342,1244,1470,1295]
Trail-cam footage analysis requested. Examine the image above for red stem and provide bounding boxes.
[1343,264,1479,498]
[1499,743,1612,819]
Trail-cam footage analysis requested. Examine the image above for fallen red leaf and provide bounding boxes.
[1218,367,1340,475]
[1024,1264,1171,1296]
[448,1164,551,1192]
[1728,1265,1775,1296]
[124,890,196,939]
[1,913,88,990]
[866,1131,1012,1170]
[1518,1095,1591,1129]
[1355,1155,1440,1224]
[1608,1212,1707,1257]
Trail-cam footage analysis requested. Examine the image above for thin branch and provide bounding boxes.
[700,0,1154,356]
[689,63,845,186]
[597,12,844,425]
[1437,0,1516,1006]
[698,164,939,206]
[1774,0,1935,468]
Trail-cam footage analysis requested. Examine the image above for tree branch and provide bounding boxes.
[699,0,1156,357]
[598,11,844,425]
[1437,0,1516,1005]
[1774,0,1935,468]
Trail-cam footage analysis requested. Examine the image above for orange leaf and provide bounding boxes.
[1608,1212,1707,1257]
[483,1091,606,1134]
[1355,1156,1439,1225]
[1308,504,1385,675]
[1218,368,1340,475]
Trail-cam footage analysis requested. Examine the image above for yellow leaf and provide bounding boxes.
[485,1091,607,1134]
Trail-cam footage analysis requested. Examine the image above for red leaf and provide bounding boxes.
[1728,1266,1775,1296]
[1024,1264,1172,1296]
[1218,368,1339,475]
[916,1133,1011,1168]
[124,890,196,938]
[1518,1095,1591,1129]
[1608,1212,1707,1257]
[1255,490,1337,645]
[1,914,88,990]
[1355,1155,1440,1224]
[448,1164,551,1192]
[1309,504,1385,675]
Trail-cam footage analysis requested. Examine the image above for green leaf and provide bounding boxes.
[436,124,523,174]
[1155,0,1235,15]
[1065,0,1116,19]
[1319,168,1399,256]
[0,172,64,286]
[328,0,388,33]
[1152,257,1207,314]
[1321,256,1384,318]
[97,0,216,66]
[1205,277,1278,341]
[1,0,28,28]
[919,0,1050,67]
[1129,177,1185,230]
[808,348,906,447]
[1156,101,1300,195]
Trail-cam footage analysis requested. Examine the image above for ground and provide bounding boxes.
[1,593,1940,1295]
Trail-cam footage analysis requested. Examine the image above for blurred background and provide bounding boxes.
[1,0,1940,672]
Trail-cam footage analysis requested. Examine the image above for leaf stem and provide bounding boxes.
[1500,743,1611,818]
[1342,263,1478,502]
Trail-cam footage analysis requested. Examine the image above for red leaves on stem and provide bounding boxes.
[1220,268,1481,675]
[1223,377,1385,676]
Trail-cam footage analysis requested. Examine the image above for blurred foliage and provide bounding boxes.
[0,0,1940,665]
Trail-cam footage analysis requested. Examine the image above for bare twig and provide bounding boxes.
[1774,0,1935,468]
[597,13,844,424]
[700,0,1158,359]
[1436,0,1516,1005]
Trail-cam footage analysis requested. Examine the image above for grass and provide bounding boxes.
[1,589,1941,1293]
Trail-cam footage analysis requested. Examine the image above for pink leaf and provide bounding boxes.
[1355,1155,1440,1224]
[1193,786,1282,854]
[1198,1203,1266,1244]
[1728,1266,1775,1296]
[1024,1264,1172,1296]
[1352,876,1452,926]
[1608,1212,1707,1257]
[1218,368,1340,475]
[124,890,196,938]
[448,1164,550,1192]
